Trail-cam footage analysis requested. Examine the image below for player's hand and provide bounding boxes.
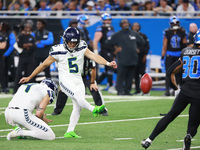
[90,83,98,91]
[19,77,30,84]
[109,61,117,69]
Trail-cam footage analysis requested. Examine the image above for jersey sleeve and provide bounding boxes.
[49,44,65,60]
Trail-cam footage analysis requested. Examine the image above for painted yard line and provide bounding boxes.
[176,139,197,142]
[114,138,135,140]
[0,96,174,110]
[167,146,200,150]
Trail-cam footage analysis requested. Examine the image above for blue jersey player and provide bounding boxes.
[142,29,200,150]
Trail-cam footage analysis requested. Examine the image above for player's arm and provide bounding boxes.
[84,48,117,68]
[90,67,98,91]
[36,94,52,124]
[166,58,183,90]
[19,55,56,83]
[93,31,102,54]
[161,36,168,59]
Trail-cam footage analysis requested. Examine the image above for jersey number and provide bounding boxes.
[25,84,35,93]
[68,57,78,73]
[170,35,181,48]
[182,56,200,79]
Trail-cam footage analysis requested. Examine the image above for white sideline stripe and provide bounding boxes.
[114,138,134,140]
[0,96,174,110]
[176,139,196,142]
[167,146,200,150]
[0,115,189,133]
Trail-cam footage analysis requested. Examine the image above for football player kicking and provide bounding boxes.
[141,29,200,150]
[19,27,117,138]
[5,78,58,140]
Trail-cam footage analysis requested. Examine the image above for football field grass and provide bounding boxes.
[0,91,200,150]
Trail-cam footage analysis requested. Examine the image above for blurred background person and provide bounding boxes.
[93,13,117,94]
[13,22,36,94]
[107,19,145,95]
[188,23,198,47]
[161,16,187,96]
[153,0,173,16]
[176,0,195,17]
[0,22,16,94]
[32,19,54,81]
[132,22,150,95]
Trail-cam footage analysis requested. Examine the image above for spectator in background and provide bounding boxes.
[8,0,22,10]
[107,19,145,95]
[192,0,200,11]
[32,19,54,81]
[93,13,116,94]
[143,1,155,16]
[51,0,64,17]
[0,0,6,11]
[13,22,36,94]
[37,0,51,16]
[0,22,16,94]
[96,0,111,11]
[153,0,173,16]
[132,22,150,95]
[188,23,198,47]
[131,2,143,16]
[161,16,187,96]
[176,0,195,17]
[0,31,7,94]
[84,0,96,15]
[78,0,88,10]
[114,0,130,15]
[66,0,80,16]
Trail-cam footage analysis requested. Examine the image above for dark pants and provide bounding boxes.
[0,54,6,89]
[149,91,200,141]
[14,55,35,93]
[5,53,15,87]
[165,55,182,95]
[34,57,51,80]
[116,64,136,94]
[53,76,105,114]
[135,56,146,93]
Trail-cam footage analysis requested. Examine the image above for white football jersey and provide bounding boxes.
[8,84,48,112]
[50,40,88,82]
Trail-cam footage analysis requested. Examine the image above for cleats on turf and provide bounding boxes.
[64,131,82,138]
[183,134,192,150]
[92,105,105,117]
[7,126,21,140]
[141,139,151,149]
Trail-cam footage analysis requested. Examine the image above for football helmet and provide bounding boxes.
[169,16,180,30]
[40,78,58,104]
[101,13,112,27]
[62,27,80,52]
[77,14,89,26]
[194,29,200,44]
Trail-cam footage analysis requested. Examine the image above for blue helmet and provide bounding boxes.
[62,27,80,52]
[194,29,200,44]
[101,13,112,20]
[40,78,58,104]
[77,14,89,25]
[169,16,180,30]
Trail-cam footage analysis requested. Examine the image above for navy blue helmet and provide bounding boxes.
[169,16,180,30]
[62,27,80,52]
[40,78,58,104]
[194,29,200,44]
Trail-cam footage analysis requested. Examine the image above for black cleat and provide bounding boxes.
[183,134,192,150]
[141,139,151,149]
[51,112,61,115]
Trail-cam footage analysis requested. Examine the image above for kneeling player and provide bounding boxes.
[5,78,58,140]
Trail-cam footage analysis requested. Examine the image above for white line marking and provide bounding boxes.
[167,146,200,150]
[114,138,135,140]
[176,139,197,142]
[55,136,64,139]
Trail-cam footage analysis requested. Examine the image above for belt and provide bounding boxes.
[8,107,20,109]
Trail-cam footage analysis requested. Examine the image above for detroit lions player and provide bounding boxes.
[19,27,117,138]
[141,29,200,149]
[5,78,58,140]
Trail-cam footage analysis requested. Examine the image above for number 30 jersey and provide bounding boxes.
[181,47,200,99]
[50,40,87,81]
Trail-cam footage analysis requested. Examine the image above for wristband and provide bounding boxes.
[106,62,110,66]
[161,56,164,60]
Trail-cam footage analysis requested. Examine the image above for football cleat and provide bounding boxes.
[141,139,151,149]
[64,131,82,138]
[92,105,105,117]
[7,126,21,140]
[183,134,192,150]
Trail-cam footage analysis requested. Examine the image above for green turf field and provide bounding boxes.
[0,91,199,150]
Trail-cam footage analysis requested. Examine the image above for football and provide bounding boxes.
[140,73,152,94]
